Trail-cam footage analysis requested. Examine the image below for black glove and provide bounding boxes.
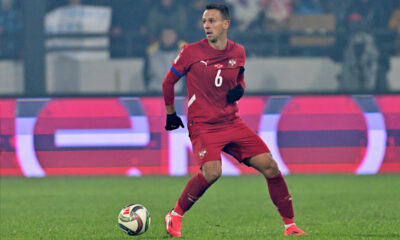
[227,84,244,104]
[165,112,184,131]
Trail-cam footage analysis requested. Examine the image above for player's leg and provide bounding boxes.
[165,160,221,237]
[166,130,225,237]
[226,119,306,235]
[174,160,221,215]
[245,153,292,219]
[245,153,307,235]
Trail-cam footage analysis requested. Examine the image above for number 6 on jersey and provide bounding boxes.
[215,69,223,87]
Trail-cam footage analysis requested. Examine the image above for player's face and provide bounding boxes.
[202,9,230,42]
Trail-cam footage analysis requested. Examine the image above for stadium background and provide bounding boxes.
[1,1,400,240]
[1,0,400,176]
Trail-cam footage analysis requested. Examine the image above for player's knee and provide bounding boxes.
[202,167,221,184]
[268,155,279,171]
[201,160,222,183]
[263,154,279,177]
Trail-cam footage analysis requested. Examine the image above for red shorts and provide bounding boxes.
[188,118,270,166]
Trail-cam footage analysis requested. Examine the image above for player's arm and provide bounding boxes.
[165,105,176,115]
[162,68,185,130]
[227,67,245,104]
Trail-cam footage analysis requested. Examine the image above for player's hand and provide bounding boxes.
[165,112,185,131]
[227,84,244,104]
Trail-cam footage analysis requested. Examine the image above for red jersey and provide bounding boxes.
[163,38,246,124]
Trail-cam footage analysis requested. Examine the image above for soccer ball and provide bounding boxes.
[118,204,151,236]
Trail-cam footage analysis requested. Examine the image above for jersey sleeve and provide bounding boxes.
[237,47,246,90]
[162,69,181,106]
[163,45,191,106]
[237,67,245,90]
[170,44,191,77]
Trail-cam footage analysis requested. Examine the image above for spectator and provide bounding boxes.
[339,14,379,91]
[146,27,185,93]
[146,0,187,41]
[293,0,324,15]
[345,0,389,30]
[260,0,293,31]
[185,0,207,42]
[0,0,22,59]
[225,0,261,32]
[372,5,400,91]
[323,0,353,35]
[341,0,392,92]
[389,7,400,55]
[109,0,150,57]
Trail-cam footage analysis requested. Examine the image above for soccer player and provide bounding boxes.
[162,3,307,237]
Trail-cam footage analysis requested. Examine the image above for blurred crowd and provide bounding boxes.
[0,0,22,59]
[1,0,400,92]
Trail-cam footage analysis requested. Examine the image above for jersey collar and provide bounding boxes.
[201,38,233,54]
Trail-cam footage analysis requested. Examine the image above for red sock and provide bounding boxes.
[174,172,211,216]
[266,172,294,225]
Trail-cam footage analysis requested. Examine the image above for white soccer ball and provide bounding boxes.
[118,204,151,236]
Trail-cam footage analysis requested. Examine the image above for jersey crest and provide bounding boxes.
[229,59,237,67]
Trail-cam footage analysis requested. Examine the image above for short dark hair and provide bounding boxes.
[205,3,230,20]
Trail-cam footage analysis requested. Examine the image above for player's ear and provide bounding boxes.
[223,19,230,30]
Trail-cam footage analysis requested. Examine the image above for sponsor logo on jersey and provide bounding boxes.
[200,60,208,66]
[214,64,223,69]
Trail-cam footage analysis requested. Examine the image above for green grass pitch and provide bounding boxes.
[1,175,400,240]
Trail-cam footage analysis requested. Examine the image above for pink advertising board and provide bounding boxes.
[0,95,399,177]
